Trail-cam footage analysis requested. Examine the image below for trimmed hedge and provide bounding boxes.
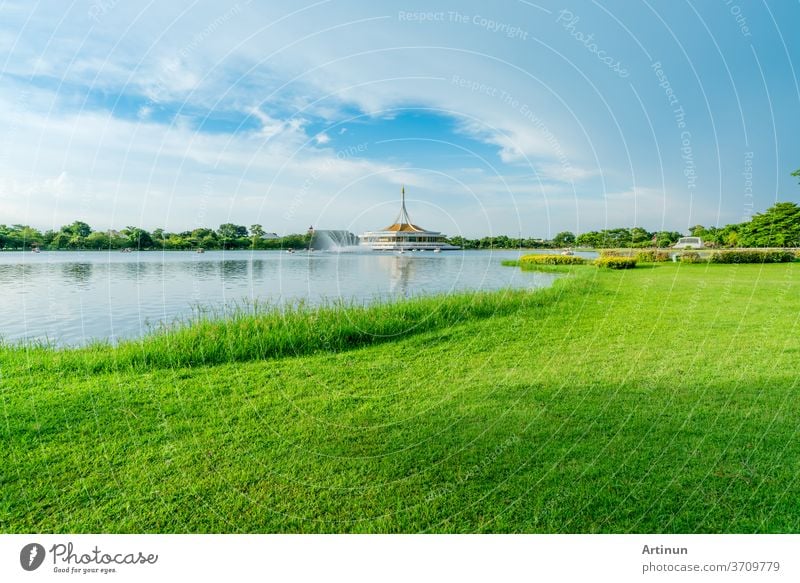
[709,250,794,264]
[679,252,703,264]
[520,254,587,265]
[594,256,637,269]
[635,250,671,262]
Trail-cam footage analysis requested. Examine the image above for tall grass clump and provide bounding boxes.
[679,252,704,264]
[594,256,637,269]
[4,281,592,374]
[635,250,670,263]
[709,250,794,264]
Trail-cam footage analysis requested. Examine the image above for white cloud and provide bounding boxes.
[248,106,306,141]
[0,80,405,232]
[141,58,202,103]
[536,163,600,183]
[453,117,568,165]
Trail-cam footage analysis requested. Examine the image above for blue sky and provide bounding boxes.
[1,0,798,237]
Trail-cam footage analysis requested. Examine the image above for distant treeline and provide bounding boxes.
[2,202,799,251]
[450,231,685,249]
[573,202,800,249]
[450,203,800,249]
[0,222,311,251]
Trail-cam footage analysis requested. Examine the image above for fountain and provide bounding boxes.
[309,229,361,252]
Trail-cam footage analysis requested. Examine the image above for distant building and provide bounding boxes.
[359,187,459,251]
[261,232,279,239]
[673,236,704,249]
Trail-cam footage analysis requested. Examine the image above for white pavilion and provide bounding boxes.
[359,187,459,251]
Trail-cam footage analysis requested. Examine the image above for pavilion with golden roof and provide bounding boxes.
[359,187,459,251]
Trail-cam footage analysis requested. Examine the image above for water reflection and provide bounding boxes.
[383,255,414,297]
[122,260,146,279]
[250,259,265,278]
[188,260,220,278]
[61,262,93,285]
[219,260,249,280]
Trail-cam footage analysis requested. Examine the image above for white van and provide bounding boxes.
[673,237,704,249]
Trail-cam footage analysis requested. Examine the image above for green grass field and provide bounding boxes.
[2,262,799,533]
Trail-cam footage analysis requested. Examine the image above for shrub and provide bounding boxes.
[679,252,703,264]
[594,256,637,269]
[519,254,586,266]
[708,250,794,264]
[635,250,671,262]
[599,249,621,257]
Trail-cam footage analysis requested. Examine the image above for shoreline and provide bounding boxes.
[0,282,568,366]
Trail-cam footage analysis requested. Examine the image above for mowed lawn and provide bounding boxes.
[2,262,800,533]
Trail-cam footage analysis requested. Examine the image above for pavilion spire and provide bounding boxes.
[397,185,412,225]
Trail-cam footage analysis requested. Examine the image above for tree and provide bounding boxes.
[185,228,214,249]
[218,223,247,239]
[654,231,681,248]
[448,236,476,249]
[61,221,92,238]
[121,226,154,250]
[249,224,265,249]
[86,231,110,249]
[218,223,248,249]
[575,231,604,248]
[48,232,71,249]
[67,235,85,249]
[151,228,166,249]
[108,230,129,249]
[200,235,218,249]
[13,225,43,249]
[792,168,799,183]
[630,227,652,246]
[552,231,576,247]
[739,202,800,247]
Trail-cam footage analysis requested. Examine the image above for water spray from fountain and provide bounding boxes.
[309,229,361,252]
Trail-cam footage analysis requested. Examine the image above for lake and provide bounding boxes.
[0,249,590,346]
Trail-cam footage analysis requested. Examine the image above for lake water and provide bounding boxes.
[0,249,589,346]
